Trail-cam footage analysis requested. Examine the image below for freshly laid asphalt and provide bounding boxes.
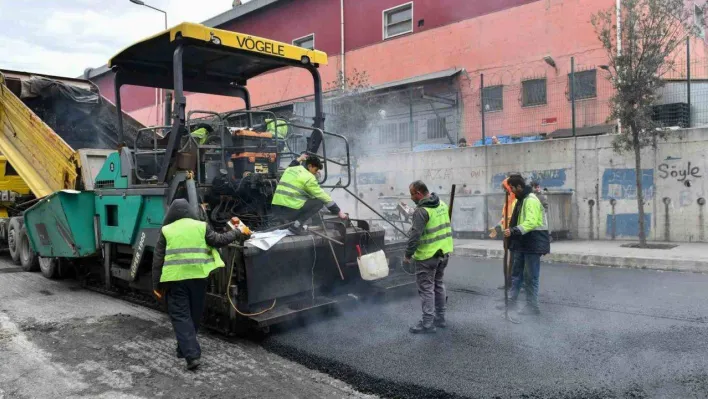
[263,256,708,398]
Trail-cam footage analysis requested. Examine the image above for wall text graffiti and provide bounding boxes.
[657,162,701,182]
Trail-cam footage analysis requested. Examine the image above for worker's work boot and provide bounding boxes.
[288,221,309,236]
[409,321,436,334]
[496,298,518,311]
[433,316,447,329]
[186,357,201,371]
[176,346,184,359]
[518,304,541,316]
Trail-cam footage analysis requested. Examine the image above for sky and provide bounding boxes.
[0,0,252,78]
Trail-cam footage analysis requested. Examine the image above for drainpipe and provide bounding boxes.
[340,0,346,89]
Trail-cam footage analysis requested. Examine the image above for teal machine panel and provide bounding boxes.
[24,190,98,258]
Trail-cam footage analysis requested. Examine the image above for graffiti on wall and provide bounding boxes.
[606,213,652,237]
[491,169,567,189]
[357,172,387,185]
[601,169,654,200]
[657,161,701,182]
[422,168,454,181]
[469,169,485,179]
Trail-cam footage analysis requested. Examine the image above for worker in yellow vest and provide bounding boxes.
[403,180,454,334]
[265,118,289,153]
[151,199,248,370]
[272,154,347,234]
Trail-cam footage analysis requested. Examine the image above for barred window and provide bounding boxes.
[483,85,503,112]
[522,79,547,107]
[427,117,447,139]
[568,69,597,100]
[378,124,398,145]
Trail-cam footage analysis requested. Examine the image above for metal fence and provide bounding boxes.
[461,58,708,145]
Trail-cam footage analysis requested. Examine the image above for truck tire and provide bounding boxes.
[38,257,60,279]
[8,218,22,264]
[18,226,39,272]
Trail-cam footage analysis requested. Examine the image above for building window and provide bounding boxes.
[483,85,503,112]
[378,121,418,144]
[293,34,315,50]
[696,5,705,38]
[568,69,597,100]
[378,124,398,145]
[383,2,413,40]
[522,78,547,107]
[427,117,447,139]
[397,120,419,143]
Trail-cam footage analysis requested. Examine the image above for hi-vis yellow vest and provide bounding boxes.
[413,202,454,261]
[159,218,224,283]
[265,118,289,139]
[272,165,333,210]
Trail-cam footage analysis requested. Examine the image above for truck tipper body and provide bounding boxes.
[0,68,144,271]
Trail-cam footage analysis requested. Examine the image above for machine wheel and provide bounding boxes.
[18,227,39,272]
[38,257,60,279]
[8,218,22,264]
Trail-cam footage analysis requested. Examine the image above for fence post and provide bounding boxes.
[409,87,414,151]
[480,73,486,144]
[571,57,576,137]
[687,37,692,128]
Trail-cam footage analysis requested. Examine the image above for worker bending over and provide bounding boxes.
[404,180,454,334]
[272,153,347,233]
[152,199,248,370]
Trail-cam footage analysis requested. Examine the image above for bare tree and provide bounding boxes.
[592,0,705,246]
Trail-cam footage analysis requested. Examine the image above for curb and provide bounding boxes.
[454,247,708,274]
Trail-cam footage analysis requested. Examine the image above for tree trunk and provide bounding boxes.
[632,127,647,247]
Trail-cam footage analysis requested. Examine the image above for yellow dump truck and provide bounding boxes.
[0,68,143,273]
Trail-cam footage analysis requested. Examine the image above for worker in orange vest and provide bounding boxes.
[489,177,519,290]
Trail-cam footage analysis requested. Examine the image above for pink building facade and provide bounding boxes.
[88,0,708,142]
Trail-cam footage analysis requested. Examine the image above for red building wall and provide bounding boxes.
[218,0,342,56]
[343,0,538,51]
[93,0,670,140]
[92,0,545,118]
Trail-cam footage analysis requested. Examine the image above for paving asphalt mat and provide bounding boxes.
[262,255,708,399]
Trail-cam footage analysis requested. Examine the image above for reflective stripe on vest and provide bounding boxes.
[159,218,224,283]
[272,166,312,210]
[413,201,454,261]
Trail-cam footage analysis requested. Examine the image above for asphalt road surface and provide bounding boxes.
[264,255,708,399]
[0,260,372,399]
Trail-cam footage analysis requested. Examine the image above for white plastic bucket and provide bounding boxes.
[356,250,389,281]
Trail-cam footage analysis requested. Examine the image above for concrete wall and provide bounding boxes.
[330,127,708,243]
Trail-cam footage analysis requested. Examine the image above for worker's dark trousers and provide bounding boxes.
[415,254,449,327]
[166,278,208,361]
[273,199,324,225]
[510,252,541,308]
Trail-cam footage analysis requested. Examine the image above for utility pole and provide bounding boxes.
[129,0,168,126]
[616,0,622,134]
